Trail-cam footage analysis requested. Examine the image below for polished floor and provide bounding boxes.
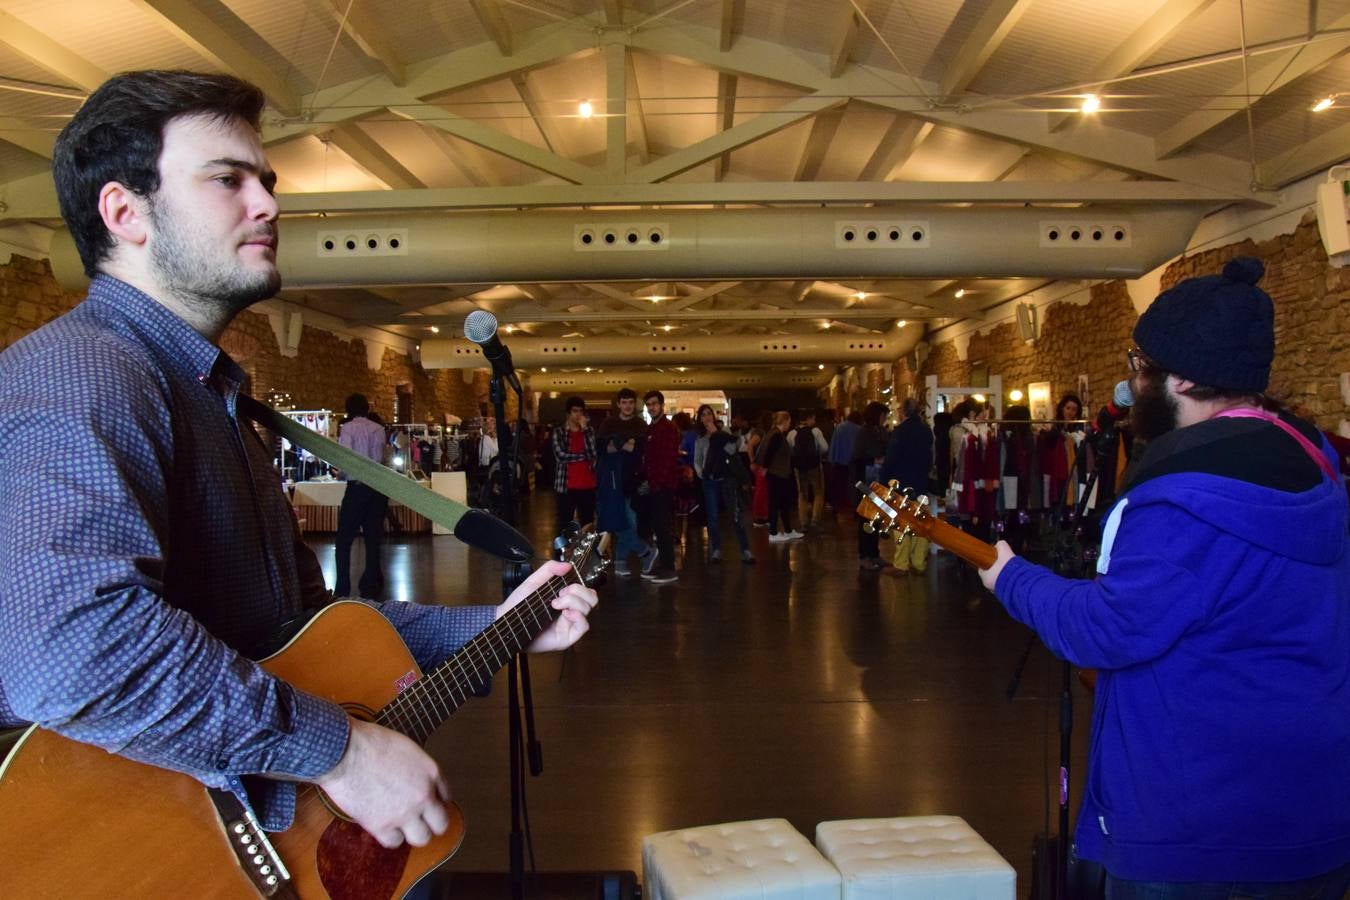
[308,493,1092,899]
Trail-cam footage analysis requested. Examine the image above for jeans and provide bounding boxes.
[703,477,749,552]
[611,499,648,559]
[649,489,675,570]
[1106,860,1350,900]
[334,481,388,598]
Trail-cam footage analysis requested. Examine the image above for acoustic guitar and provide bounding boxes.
[0,528,609,899]
[855,480,996,569]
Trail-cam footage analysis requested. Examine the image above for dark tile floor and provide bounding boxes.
[308,493,1092,899]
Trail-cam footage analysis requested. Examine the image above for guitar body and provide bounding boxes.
[0,601,465,899]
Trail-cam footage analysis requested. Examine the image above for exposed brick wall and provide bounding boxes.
[0,254,487,424]
[916,213,1350,430]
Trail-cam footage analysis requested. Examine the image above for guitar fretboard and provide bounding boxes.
[374,571,578,743]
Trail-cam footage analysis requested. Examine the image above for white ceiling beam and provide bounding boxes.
[322,124,427,189]
[625,51,651,165]
[605,39,627,178]
[0,10,108,91]
[938,0,1036,99]
[129,0,302,115]
[628,93,847,183]
[261,26,598,146]
[794,106,845,181]
[583,283,659,312]
[628,22,1267,200]
[714,72,738,181]
[720,0,743,51]
[469,0,514,56]
[1261,119,1350,188]
[389,105,602,184]
[392,307,932,325]
[0,117,55,159]
[830,6,861,77]
[304,0,406,85]
[661,281,741,312]
[857,115,933,181]
[269,178,1259,217]
[420,128,494,187]
[511,72,568,156]
[1155,11,1350,158]
[1048,0,1219,132]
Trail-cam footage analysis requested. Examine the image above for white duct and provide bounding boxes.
[48,204,1205,291]
[529,368,834,392]
[423,323,924,369]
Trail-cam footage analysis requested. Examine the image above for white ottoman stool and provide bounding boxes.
[815,816,1015,900]
[643,818,842,900]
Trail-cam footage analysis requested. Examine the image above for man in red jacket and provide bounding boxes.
[642,390,680,585]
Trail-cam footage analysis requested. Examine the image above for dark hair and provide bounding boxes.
[565,396,586,413]
[846,411,863,425]
[345,393,370,418]
[1055,394,1083,420]
[644,389,665,405]
[863,401,888,428]
[695,403,718,434]
[53,70,267,277]
[616,388,637,401]
[901,397,921,418]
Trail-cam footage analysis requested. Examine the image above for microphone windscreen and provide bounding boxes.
[1113,379,1135,408]
[464,310,498,345]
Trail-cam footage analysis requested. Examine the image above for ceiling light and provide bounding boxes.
[504,325,515,334]
[818,363,825,370]
[585,366,592,372]
[578,100,594,118]
[822,321,831,329]
[677,366,687,372]
[648,295,662,303]
[540,367,547,373]
[972,393,987,403]
[897,320,907,328]
[854,291,866,300]
[1081,94,1101,114]
[1313,96,1336,112]
[1009,389,1024,402]
[429,325,440,333]
[954,288,965,298]
[662,324,674,332]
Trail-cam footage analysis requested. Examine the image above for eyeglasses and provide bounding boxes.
[1126,347,1151,373]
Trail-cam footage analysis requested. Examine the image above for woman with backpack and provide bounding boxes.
[693,404,755,564]
[761,410,803,542]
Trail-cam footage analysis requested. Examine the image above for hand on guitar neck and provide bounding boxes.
[854,480,1017,589]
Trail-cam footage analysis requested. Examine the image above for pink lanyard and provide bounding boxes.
[1213,407,1338,481]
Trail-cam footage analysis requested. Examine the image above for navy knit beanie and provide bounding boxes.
[1132,256,1274,393]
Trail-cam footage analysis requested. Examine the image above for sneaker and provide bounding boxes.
[752,519,769,528]
[769,532,791,543]
[640,544,660,576]
[710,549,722,562]
[648,568,678,584]
[612,560,630,577]
[786,530,805,540]
[741,550,755,564]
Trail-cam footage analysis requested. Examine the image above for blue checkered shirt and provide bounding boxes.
[0,276,496,830]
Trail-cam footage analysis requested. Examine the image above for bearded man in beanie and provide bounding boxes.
[980,258,1350,896]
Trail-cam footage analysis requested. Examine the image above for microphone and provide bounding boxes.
[1105,379,1134,418]
[464,310,521,392]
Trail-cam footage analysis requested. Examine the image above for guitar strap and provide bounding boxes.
[238,395,533,562]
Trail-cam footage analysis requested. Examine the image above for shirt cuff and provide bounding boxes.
[264,688,350,781]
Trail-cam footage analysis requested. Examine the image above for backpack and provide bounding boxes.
[792,428,821,470]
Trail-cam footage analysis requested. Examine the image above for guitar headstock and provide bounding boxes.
[854,480,934,539]
[553,524,612,587]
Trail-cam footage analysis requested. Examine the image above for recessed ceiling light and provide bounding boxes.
[954,288,965,298]
[578,100,594,118]
[429,325,440,333]
[1313,96,1336,112]
[854,291,866,300]
[540,367,547,373]
[504,325,515,333]
[897,320,907,327]
[1081,94,1101,114]
[818,363,825,370]
[662,324,674,332]
[822,321,831,329]
[585,366,592,372]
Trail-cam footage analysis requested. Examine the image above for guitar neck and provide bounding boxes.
[374,572,576,743]
[925,516,998,570]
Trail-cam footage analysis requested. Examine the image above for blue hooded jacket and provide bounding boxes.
[995,413,1350,881]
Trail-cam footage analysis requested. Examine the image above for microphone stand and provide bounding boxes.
[489,373,542,900]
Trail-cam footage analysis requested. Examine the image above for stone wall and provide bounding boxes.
[912,213,1350,431]
[0,254,492,424]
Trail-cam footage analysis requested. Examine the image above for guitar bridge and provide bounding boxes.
[208,788,297,899]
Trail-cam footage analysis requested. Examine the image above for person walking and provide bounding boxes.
[693,404,754,564]
[881,397,934,575]
[334,392,390,599]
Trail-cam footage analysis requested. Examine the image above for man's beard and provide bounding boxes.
[1130,371,1179,441]
[149,199,280,317]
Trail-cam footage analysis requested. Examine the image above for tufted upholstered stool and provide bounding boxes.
[814,816,1015,900]
[642,817,842,900]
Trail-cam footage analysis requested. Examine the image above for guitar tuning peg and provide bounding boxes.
[887,479,900,490]
[863,521,876,535]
